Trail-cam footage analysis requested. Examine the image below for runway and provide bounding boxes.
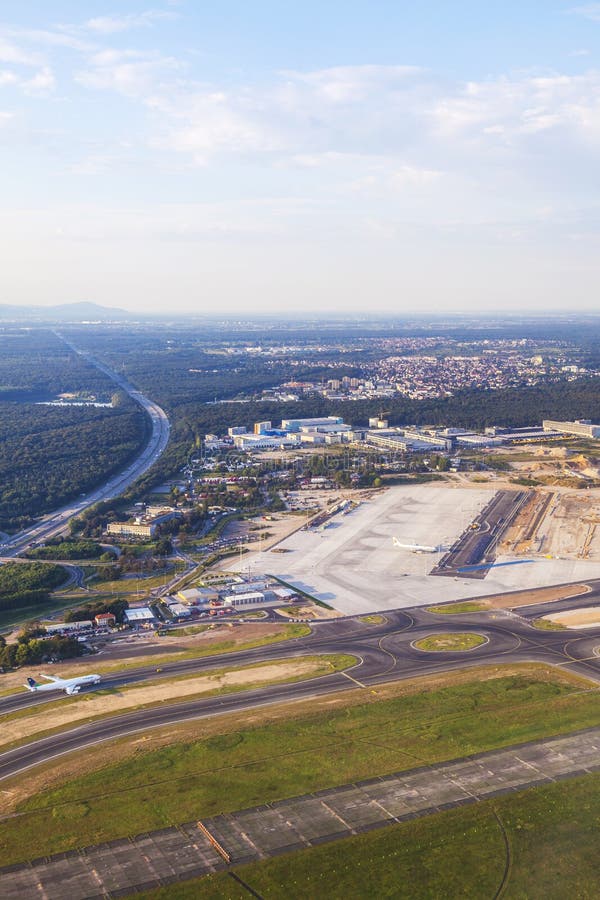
[1,600,599,783]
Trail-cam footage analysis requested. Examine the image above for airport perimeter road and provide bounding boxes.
[1,606,600,780]
[1,338,170,557]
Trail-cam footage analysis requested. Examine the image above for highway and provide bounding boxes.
[0,337,170,558]
[1,600,599,782]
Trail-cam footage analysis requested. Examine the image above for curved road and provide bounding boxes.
[1,338,170,557]
[1,604,599,781]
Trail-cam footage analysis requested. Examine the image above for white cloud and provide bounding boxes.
[0,36,42,66]
[280,64,423,104]
[0,70,18,86]
[84,10,176,35]
[76,49,181,98]
[570,4,600,22]
[22,66,55,94]
[391,165,443,187]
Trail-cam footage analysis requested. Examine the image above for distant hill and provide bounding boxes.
[0,302,132,322]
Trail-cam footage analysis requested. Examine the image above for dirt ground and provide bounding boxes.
[1,659,328,749]
[277,603,341,620]
[501,487,600,561]
[484,583,591,610]
[546,606,600,628]
[221,513,308,551]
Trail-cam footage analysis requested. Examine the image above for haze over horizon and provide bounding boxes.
[2,1,600,315]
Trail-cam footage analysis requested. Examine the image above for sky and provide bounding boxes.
[2,1,600,315]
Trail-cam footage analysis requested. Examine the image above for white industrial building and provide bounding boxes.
[222,591,281,609]
[281,416,344,432]
[542,419,600,439]
[124,607,156,626]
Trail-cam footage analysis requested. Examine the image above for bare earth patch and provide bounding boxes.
[546,606,600,629]
[277,603,341,620]
[0,659,328,749]
[0,622,295,690]
[484,583,591,609]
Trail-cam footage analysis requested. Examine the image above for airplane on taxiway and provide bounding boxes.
[24,673,101,695]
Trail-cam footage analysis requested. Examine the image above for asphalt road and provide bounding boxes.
[0,337,170,557]
[1,599,599,782]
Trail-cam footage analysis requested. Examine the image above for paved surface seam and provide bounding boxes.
[1,727,599,899]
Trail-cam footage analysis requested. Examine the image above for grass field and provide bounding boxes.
[1,667,599,865]
[358,614,387,625]
[414,633,487,651]
[133,773,600,900]
[0,589,91,631]
[532,617,568,631]
[425,600,489,614]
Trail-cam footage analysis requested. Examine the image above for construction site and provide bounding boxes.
[499,489,600,562]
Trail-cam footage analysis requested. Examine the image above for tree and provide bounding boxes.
[156,536,173,556]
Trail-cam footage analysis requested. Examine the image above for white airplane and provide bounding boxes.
[392,537,445,553]
[24,673,101,695]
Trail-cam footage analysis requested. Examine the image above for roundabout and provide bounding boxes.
[412,632,489,652]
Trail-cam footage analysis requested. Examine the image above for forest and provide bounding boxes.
[0,630,83,668]
[24,538,107,560]
[0,329,119,402]
[0,562,67,613]
[0,402,148,531]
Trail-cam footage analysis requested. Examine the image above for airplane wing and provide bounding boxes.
[39,673,62,683]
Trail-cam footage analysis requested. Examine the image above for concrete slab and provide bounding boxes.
[2,728,600,899]
[229,485,600,613]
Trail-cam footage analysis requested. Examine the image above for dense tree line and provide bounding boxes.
[0,562,67,612]
[64,597,128,624]
[0,402,148,531]
[0,631,83,668]
[0,329,119,402]
[24,538,106,560]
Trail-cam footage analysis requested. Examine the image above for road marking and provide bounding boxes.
[341,670,367,688]
[557,656,600,665]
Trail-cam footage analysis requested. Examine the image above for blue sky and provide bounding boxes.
[2,1,600,314]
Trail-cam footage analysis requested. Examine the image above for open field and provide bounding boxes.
[1,665,598,864]
[0,655,355,750]
[133,774,600,900]
[224,485,600,614]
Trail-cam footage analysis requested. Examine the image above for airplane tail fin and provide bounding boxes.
[24,677,38,691]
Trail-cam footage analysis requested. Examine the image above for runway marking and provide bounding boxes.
[556,656,600,665]
[341,670,367,688]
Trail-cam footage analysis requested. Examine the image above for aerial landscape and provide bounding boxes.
[1,3,600,899]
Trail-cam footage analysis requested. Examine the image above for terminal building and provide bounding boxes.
[107,522,156,539]
[281,416,344,432]
[542,419,600,439]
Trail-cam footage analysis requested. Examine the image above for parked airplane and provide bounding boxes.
[24,673,101,695]
[392,537,445,553]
